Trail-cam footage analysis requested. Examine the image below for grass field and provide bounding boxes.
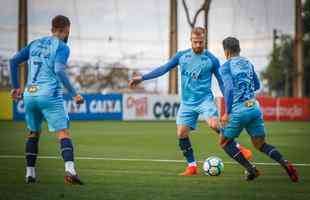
[0,121,309,200]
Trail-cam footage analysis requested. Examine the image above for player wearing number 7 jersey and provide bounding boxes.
[9,15,84,185]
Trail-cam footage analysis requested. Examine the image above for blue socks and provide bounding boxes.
[25,137,39,167]
[179,137,196,165]
[223,140,255,173]
[260,143,286,166]
[60,138,74,162]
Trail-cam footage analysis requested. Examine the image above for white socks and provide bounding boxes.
[65,161,77,175]
[26,162,76,178]
[188,162,197,167]
[26,167,36,178]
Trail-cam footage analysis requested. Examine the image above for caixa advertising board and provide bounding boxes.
[13,93,123,120]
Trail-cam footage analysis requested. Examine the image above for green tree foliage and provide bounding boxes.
[262,35,294,96]
[264,0,310,97]
[304,0,310,35]
[304,0,310,96]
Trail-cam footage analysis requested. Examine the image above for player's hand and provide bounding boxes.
[221,113,229,126]
[74,94,84,105]
[10,88,23,100]
[128,76,143,89]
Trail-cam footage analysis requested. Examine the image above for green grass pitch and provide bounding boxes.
[0,121,309,200]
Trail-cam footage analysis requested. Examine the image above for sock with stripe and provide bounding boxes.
[223,140,255,173]
[179,137,196,166]
[260,143,286,167]
[60,138,77,175]
[25,137,39,177]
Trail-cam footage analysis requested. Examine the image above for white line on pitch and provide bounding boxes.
[0,155,309,167]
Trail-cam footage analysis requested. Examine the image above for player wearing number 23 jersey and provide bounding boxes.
[219,36,298,182]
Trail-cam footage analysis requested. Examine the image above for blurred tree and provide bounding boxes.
[182,0,211,47]
[182,0,208,28]
[262,35,294,96]
[304,0,310,35]
[263,0,310,97]
[304,0,310,96]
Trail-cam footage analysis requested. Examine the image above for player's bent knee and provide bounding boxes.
[177,126,189,139]
[219,135,229,148]
[251,137,265,150]
[177,131,189,139]
[58,129,70,139]
[207,118,218,130]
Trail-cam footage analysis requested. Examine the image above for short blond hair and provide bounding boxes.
[191,27,205,38]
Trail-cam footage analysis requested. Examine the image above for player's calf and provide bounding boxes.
[179,137,196,167]
[253,138,299,182]
[25,131,40,183]
[177,125,197,175]
[208,119,253,160]
[221,137,257,180]
[253,138,287,167]
[59,131,76,173]
[207,117,218,130]
[58,129,83,184]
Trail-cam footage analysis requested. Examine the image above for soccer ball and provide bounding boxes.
[203,156,224,176]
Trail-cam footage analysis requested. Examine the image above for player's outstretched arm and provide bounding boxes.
[9,46,30,100]
[128,52,182,88]
[141,55,179,80]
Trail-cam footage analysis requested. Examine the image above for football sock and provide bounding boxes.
[60,138,76,175]
[26,166,36,178]
[179,137,196,166]
[25,137,39,168]
[223,140,255,173]
[260,143,286,167]
[65,161,77,175]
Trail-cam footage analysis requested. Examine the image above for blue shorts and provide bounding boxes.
[223,100,266,139]
[23,95,69,132]
[176,100,218,130]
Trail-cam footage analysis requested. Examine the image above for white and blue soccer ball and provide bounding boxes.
[203,156,224,176]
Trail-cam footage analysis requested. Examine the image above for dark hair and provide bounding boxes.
[222,37,241,54]
[52,15,70,31]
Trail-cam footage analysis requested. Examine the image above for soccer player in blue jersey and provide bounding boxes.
[129,27,252,176]
[219,36,298,182]
[10,15,84,184]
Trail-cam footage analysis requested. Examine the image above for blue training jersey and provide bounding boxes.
[219,56,260,114]
[142,49,224,106]
[10,36,70,97]
[25,36,70,97]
